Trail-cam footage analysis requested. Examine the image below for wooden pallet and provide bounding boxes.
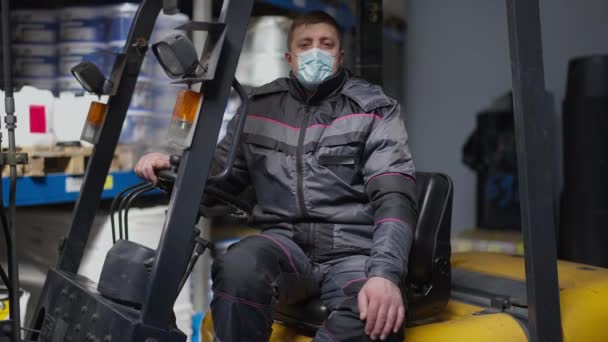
[114,144,141,174]
[1,145,132,177]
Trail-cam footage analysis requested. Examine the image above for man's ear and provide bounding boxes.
[285,52,293,64]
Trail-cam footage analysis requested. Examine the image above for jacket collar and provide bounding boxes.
[288,68,348,105]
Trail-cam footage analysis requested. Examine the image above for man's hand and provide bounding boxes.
[134,152,171,184]
[358,277,405,341]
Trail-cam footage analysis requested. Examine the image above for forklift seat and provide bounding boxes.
[273,172,453,331]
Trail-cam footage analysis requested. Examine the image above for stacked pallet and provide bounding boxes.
[1,144,137,177]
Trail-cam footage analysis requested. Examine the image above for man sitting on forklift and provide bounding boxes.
[135,11,417,342]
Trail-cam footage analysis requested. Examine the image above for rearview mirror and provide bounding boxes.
[71,62,113,95]
[151,34,199,79]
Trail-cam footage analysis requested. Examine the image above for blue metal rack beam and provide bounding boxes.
[1,171,158,207]
[258,0,354,29]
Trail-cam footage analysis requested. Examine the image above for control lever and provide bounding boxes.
[169,155,181,170]
[156,155,180,193]
[156,153,252,214]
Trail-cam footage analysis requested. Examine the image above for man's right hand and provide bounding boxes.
[134,152,171,184]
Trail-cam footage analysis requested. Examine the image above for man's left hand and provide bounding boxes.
[358,277,405,341]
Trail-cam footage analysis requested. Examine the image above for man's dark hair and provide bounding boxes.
[287,11,342,50]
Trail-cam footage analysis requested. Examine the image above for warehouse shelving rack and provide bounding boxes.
[1,0,354,208]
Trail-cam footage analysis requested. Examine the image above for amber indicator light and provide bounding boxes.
[86,101,107,127]
[172,89,203,124]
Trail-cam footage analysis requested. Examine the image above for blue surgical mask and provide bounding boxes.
[296,48,335,89]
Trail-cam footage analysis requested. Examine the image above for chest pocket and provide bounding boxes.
[316,142,363,186]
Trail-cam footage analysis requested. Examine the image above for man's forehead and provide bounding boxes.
[292,22,339,41]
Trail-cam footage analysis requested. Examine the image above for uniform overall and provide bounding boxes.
[209,69,417,341]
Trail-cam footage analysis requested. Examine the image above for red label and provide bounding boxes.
[29,105,47,133]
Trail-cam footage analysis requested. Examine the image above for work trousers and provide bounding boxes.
[210,230,405,341]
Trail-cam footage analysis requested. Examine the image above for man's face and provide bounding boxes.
[285,22,344,76]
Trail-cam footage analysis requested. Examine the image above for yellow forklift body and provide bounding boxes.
[454,252,608,342]
[201,300,527,342]
[201,252,608,341]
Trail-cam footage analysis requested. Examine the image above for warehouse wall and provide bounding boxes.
[405,0,608,233]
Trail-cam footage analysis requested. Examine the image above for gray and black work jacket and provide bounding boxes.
[211,69,418,286]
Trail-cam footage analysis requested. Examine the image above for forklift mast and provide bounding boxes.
[506,0,563,341]
[356,1,564,341]
[23,0,254,341]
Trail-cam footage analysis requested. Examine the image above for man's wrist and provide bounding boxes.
[367,266,402,287]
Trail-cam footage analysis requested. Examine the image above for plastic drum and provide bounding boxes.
[129,77,154,111]
[15,78,57,93]
[140,55,156,79]
[12,44,58,78]
[60,6,108,42]
[155,12,189,30]
[2,86,56,147]
[236,51,290,87]
[147,115,170,148]
[58,42,108,76]
[57,76,85,94]
[119,110,154,145]
[12,9,58,44]
[151,81,182,115]
[108,41,155,78]
[243,16,291,54]
[106,3,139,42]
[151,12,188,43]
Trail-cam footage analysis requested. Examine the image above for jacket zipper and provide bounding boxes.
[296,105,311,218]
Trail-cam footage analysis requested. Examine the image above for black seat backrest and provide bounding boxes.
[405,172,453,320]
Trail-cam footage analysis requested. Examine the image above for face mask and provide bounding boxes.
[296,48,335,89]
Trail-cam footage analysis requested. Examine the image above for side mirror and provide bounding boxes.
[71,62,113,96]
[151,34,199,79]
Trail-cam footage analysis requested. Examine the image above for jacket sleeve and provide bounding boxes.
[204,111,250,200]
[362,102,417,286]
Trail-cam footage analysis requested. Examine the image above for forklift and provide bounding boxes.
[1,0,608,341]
